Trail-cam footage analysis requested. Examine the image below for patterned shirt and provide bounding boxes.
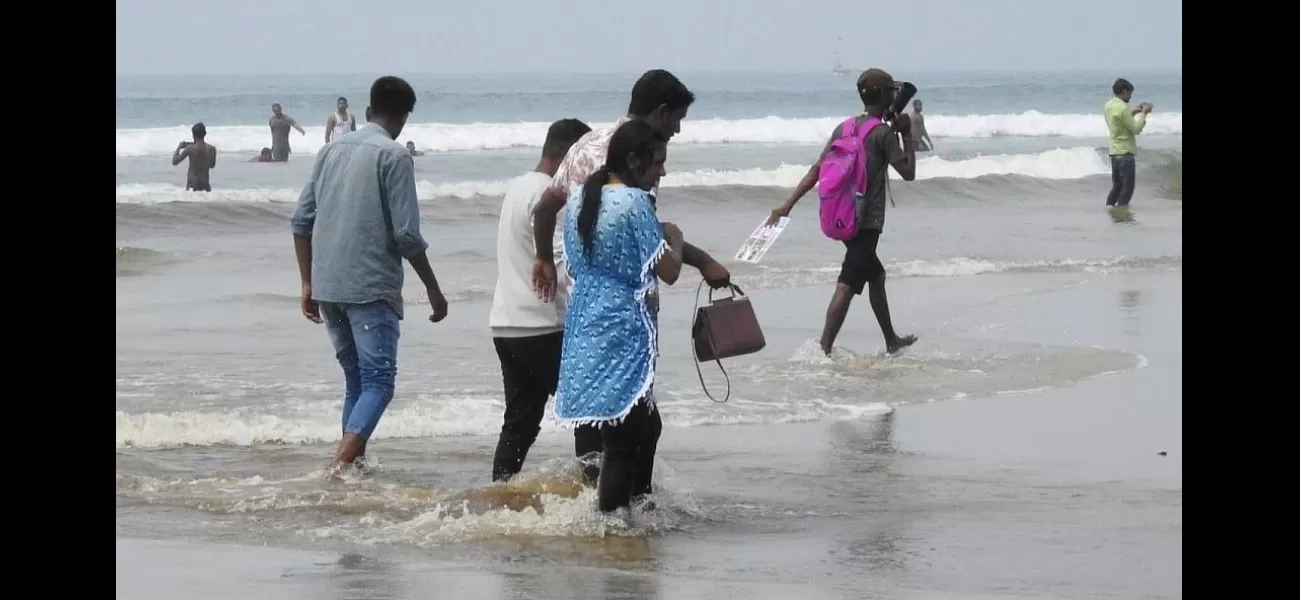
[550,117,632,197]
[546,117,631,274]
[549,116,664,316]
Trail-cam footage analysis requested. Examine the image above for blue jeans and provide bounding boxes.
[319,301,401,440]
[1106,153,1136,207]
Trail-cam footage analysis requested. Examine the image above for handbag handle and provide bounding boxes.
[692,280,745,403]
[706,281,745,304]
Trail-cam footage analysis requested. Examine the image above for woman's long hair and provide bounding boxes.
[577,120,666,257]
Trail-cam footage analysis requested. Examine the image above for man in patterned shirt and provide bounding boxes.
[530,69,731,302]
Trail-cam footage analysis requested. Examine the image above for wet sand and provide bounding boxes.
[117,270,1181,600]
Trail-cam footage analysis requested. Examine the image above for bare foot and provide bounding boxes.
[325,434,365,477]
[324,460,348,480]
[886,334,917,354]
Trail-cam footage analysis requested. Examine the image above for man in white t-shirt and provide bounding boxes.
[488,118,602,482]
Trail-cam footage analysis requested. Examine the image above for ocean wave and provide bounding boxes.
[115,111,1184,157]
[115,146,1112,205]
[115,396,891,449]
[116,246,173,276]
[127,256,1179,310]
[116,332,1144,450]
[748,256,1182,286]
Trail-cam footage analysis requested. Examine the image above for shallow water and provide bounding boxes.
[117,270,1182,599]
[117,71,1182,598]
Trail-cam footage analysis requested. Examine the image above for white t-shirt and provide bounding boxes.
[489,171,567,337]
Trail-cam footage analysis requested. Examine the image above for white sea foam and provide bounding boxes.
[115,146,1110,204]
[115,394,892,449]
[115,111,1183,157]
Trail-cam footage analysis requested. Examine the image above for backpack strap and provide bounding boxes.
[838,116,882,146]
[839,116,859,139]
[857,117,895,207]
[852,117,884,195]
[858,116,883,140]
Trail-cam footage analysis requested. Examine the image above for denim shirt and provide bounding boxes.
[290,123,428,319]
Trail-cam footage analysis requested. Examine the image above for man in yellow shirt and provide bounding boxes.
[1103,78,1153,219]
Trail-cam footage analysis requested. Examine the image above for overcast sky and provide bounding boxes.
[116,0,1182,75]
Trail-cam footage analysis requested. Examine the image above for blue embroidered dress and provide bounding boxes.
[553,184,667,427]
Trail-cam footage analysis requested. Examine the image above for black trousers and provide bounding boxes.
[492,332,601,481]
[597,399,664,513]
[1106,153,1136,207]
[838,229,885,295]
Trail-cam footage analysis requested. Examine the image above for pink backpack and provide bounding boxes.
[817,116,883,240]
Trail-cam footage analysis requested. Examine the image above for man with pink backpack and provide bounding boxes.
[767,68,919,356]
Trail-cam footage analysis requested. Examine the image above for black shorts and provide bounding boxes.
[838,229,884,295]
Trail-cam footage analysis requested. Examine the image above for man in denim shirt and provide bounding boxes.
[290,76,450,474]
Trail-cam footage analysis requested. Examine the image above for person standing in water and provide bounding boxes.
[909,100,934,151]
[767,68,918,356]
[172,122,217,191]
[488,118,600,482]
[325,97,357,144]
[1103,78,1152,221]
[269,103,306,162]
[553,120,679,514]
[290,76,449,475]
[529,69,728,486]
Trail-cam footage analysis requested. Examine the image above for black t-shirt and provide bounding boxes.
[821,116,904,232]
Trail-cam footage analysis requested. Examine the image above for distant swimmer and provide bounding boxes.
[173,122,217,191]
[406,141,423,156]
[910,100,934,151]
[268,103,305,162]
[249,147,274,162]
[325,96,356,144]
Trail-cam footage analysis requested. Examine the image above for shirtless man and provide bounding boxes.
[325,97,356,143]
[173,122,217,191]
[406,141,423,156]
[269,103,306,162]
[910,100,934,151]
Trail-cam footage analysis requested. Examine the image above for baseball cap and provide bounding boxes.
[856,68,898,91]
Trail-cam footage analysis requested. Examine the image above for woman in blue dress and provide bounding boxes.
[553,120,685,514]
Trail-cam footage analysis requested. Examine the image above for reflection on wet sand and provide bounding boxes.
[1119,289,1142,337]
[328,553,397,600]
[825,414,914,577]
[502,568,661,600]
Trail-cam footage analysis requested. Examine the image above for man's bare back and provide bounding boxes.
[187,142,217,186]
[173,122,217,191]
[175,141,217,191]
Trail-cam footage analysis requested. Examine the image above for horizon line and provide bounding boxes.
[116,67,1184,78]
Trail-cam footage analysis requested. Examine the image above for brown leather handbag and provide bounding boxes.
[692,282,766,402]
